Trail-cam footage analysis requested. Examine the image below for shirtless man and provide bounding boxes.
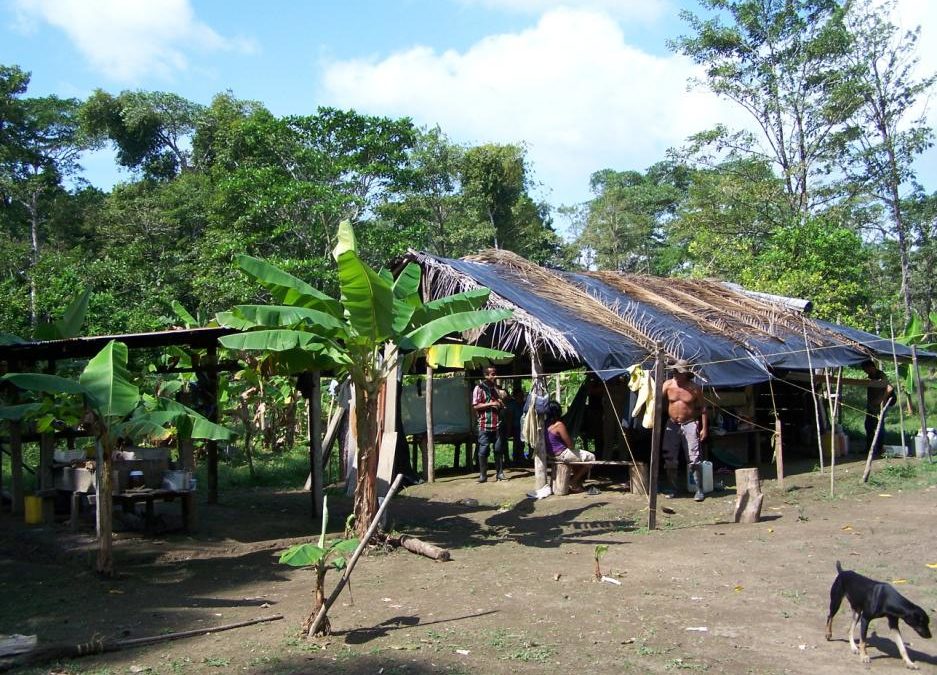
[661,359,708,501]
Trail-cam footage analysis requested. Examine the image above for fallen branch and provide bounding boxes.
[0,615,283,672]
[387,534,451,562]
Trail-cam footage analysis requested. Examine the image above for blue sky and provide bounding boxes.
[4,0,937,216]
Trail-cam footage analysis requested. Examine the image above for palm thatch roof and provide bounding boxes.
[405,249,918,387]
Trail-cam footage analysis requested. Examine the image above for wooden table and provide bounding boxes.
[113,488,195,532]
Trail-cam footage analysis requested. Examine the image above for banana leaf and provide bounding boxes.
[1,373,88,396]
[36,288,91,340]
[171,300,199,328]
[392,297,418,335]
[79,341,140,419]
[231,305,349,338]
[0,402,42,421]
[219,329,327,352]
[334,222,394,343]
[150,398,238,441]
[409,288,492,326]
[424,343,514,369]
[237,255,343,318]
[279,543,327,567]
[405,309,512,350]
[393,262,422,303]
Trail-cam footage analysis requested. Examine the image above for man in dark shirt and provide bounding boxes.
[472,366,505,482]
[861,360,895,457]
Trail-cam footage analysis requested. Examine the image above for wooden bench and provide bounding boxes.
[79,488,195,533]
[546,458,637,496]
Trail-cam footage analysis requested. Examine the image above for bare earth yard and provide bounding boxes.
[2,455,937,674]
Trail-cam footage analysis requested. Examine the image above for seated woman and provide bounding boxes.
[544,400,595,493]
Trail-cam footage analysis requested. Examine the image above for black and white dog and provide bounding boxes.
[826,561,931,669]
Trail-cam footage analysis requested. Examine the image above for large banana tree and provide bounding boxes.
[0,340,234,576]
[217,220,513,537]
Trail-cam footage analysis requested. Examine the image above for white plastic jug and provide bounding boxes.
[915,432,930,458]
[687,460,714,494]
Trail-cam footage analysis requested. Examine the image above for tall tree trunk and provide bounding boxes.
[27,193,40,330]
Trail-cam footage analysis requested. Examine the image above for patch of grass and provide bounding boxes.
[779,588,807,603]
[665,657,709,671]
[167,656,192,673]
[483,628,556,663]
[202,656,230,667]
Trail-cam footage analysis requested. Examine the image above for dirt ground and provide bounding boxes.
[2,455,937,675]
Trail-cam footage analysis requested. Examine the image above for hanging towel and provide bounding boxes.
[627,364,656,429]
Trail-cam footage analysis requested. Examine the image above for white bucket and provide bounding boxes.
[162,470,191,491]
[687,460,714,494]
[914,434,929,459]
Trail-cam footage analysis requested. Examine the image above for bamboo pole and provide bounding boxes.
[802,319,824,473]
[308,473,404,637]
[425,365,435,483]
[767,377,783,490]
[308,371,323,520]
[647,348,665,531]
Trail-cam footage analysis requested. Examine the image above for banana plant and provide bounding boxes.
[217,220,513,537]
[278,495,358,636]
[1,287,91,344]
[0,340,235,576]
[896,311,937,408]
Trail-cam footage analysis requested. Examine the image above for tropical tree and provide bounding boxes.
[838,0,936,320]
[672,0,855,218]
[0,340,234,576]
[217,220,513,537]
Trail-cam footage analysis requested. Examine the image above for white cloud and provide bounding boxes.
[12,0,255,83]
[321,8,744,207]
[457,0,671,23]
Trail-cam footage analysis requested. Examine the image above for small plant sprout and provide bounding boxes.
[278,496,358,637]
[594,544,609,579]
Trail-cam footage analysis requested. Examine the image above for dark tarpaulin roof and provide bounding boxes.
[416,252,931,388]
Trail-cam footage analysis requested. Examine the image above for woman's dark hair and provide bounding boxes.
[545,400,562,423]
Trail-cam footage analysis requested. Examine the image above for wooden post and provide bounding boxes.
[802,320,824,473]
[733,467,763,523]
[531,351,547,490]
[425,365,435,482]
[774,417,784,490]
[862,402,888,483]
[552,463,571,496]
[647,349,665,531]
[39,432,54,523]
[9,419,24,515]
[910,346,931,462]
[205,345,219,505]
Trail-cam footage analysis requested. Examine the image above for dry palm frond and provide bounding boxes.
[409,250,578,360]
[464,249,660,356]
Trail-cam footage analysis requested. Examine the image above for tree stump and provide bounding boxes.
[733,468,763,523]
[630,461,649,496]
[552,463,572,496]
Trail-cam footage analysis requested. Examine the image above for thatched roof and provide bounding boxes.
[406,249,919,386]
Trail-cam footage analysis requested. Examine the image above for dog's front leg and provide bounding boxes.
[891,625,919,670]
[859,617,871,664]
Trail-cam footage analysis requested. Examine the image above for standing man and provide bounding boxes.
[661,359,708,501]
[472,366,506,482]
[861,360,895,458]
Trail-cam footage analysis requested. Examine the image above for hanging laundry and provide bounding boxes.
[627,364,656,429]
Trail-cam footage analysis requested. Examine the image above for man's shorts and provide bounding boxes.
[663,419,701,469]
[556,448,596,463]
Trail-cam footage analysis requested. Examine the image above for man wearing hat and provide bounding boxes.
[661,359,709,501]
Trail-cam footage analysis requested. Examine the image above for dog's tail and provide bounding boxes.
[835,560,843,573]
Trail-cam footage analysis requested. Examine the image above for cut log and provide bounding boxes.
[630,461,649,496]
[733,468,763,524]
[390,535,451,561]
[552,462,571,496]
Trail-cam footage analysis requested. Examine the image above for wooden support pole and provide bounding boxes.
[205,345,219,505]
[733,467,763,523]
[9,420,24,515]
[647,349,665,531]
[425,365,435,483]
[862,402,888,483]
[39,432,54,523]
[768,377,784,490]
[531,351,547,490]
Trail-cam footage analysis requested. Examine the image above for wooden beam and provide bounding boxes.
[647,349,665,531]
[910,346,931,462]
[425,365,435,483]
